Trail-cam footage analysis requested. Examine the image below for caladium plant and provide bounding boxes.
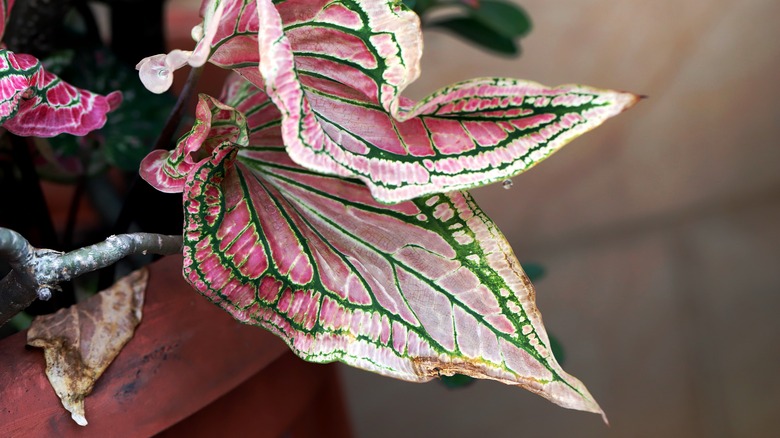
[143,76,606,415]
[136,0,638,420]
[0,0,640,427]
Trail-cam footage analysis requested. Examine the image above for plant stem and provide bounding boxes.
[98,65,202,289]
[153,65,204,152]
[8,135,79,313]
[111,64,203,236]
[63,175,87,249]
[0,227,183,327]
[9,135,59,249]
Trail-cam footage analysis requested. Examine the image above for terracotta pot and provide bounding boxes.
[0,255,353,437]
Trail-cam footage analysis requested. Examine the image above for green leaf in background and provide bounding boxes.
[8,311,33,331]
[49,48,175,173]
[431,17,517,55]
[405,0,436,15]
[522,263,546,283]
[470,0,532,39]
[549,332,566,365]
[440,373,476,389]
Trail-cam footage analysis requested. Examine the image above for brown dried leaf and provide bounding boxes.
[27,268,148,426]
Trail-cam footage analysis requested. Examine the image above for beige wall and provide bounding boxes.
[342,1,780,437]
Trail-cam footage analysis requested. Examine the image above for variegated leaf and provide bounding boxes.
[142,0,637,203]
[0,50,121,137]
[140,78,605,417]
[254,0,639,203]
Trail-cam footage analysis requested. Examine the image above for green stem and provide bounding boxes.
[9,135,59,249]
[112,64,203,235]
[99,65,202,289]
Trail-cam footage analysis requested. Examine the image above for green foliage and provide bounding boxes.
[48,48,175,174]
[470,0,532,39]
[432,17,519,55]
[549,332,566,365]
[8,311,32,331]
[440,373,476,389]
[523,263,546,283]
[409,0,532,55]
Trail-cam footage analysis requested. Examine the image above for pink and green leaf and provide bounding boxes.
[0,50,121,137]
[142,0,637,203]
[253,0,638,203]
[140,78,605,417]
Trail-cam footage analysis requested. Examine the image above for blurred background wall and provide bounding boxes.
[337,1,780,437]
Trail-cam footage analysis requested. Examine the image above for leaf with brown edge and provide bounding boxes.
[26,268,148,426]
[140,77,606,419]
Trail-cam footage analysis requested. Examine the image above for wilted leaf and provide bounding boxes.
[26,268,148,426]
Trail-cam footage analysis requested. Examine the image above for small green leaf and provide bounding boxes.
[431,17,518,55]
[440,373,476,389]
[522,263,546,283]
[471,0,532,39]
[407,0,436,15]
[48,48,175,172]
[549,332,566,365]
[8,311,33,331]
